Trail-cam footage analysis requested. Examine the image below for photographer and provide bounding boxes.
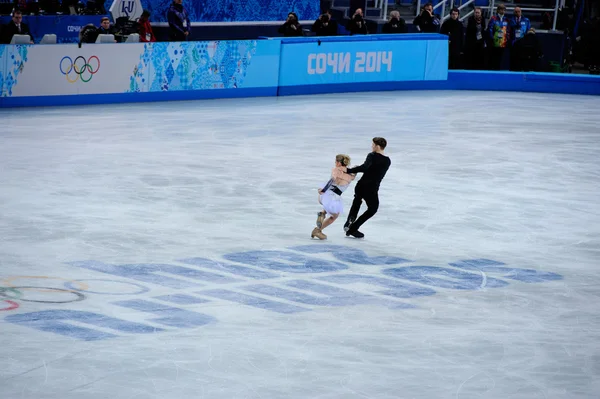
[278,12,304,37]
[413,2,440,33]
[311,10,338,36]
[347,8,368,35]
[382,10,407,34]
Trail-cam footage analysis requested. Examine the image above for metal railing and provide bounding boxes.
[374,0,388,20]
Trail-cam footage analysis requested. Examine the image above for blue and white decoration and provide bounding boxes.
[3,245,563,341]
[104,0,320,22]
[0,45,28,97]
[129,41,260,92]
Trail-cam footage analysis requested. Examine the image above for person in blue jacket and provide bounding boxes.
[167,0,191,41]
[509,7,531,71]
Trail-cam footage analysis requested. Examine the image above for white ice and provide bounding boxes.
[1,91,599,399]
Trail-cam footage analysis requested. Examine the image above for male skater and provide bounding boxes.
[343,137,390,238]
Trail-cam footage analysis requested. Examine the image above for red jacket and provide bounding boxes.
[138,18,156,42]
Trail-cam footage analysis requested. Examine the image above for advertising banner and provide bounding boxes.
[278,35,448,87]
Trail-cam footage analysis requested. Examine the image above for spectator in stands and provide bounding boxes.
[347,8,368,35]
[312,10,338,36]
[96,16,117,42]
[509,7,531,71]
[512,28,543,71]
[98,17,115,35]
[382,10,408,34]
[487,4,509,70]
[168,0,191,41]
[440,7,464,69]
[413,3,440,33]
[279,12,304,37]
[465,7,487,70]
[1,10,32,44]
[138,10,156,42]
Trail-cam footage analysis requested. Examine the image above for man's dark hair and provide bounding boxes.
[373,137,387,149]
[12,9,23,16]
[451,7,459,14]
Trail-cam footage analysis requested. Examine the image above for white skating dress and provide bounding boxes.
[319,167,354,215]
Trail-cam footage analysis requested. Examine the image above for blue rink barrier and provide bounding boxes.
[0,34,599,108]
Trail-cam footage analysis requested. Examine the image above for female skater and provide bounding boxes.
[311,154,355,240]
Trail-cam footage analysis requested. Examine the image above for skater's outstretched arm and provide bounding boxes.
[346,153,373,174]
[319,178,334,194]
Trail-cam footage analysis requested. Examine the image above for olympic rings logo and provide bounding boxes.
[59,55,100,83]
[0,276,149,312]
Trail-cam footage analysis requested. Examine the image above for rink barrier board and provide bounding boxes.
[2,36,600,108]
[0,35,449,108]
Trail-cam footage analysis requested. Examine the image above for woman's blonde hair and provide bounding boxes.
[336,154,351,167]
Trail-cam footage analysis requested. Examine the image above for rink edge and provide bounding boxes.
[278,71,600,96]
[2,72,599,108]
[0,87,278,108]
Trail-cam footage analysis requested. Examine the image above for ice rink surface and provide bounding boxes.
[1,91,599,399]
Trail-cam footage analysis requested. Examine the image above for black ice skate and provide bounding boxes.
[346,229,364,238]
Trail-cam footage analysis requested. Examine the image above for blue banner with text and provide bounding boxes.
[277,34,449,87]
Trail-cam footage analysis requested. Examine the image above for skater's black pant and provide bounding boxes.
[347,184,379,231]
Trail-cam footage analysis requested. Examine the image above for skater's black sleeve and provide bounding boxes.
[346,153,373,174]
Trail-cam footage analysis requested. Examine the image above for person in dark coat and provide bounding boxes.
[440,8,464,69]
[382,10,408,34]
[347,8,368,35]
[1,10,32,44]
[311,10,338,36]
[465,7,487,70]
[512,28,543,71]
[279,12,304,37]
[413,2,440,33]
[167,0,191,41]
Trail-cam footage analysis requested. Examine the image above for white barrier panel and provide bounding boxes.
[0,40,281,101]
[11,44,140,97]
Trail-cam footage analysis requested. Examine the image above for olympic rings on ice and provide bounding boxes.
[63,279,150,295]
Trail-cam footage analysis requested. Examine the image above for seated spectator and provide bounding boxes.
[138,9,156,42]
[382,10,407,34]
[1,10,33,44]
[512,28,543,71]
[347,8,368,35]
[98,17,115,35]
[413,3,440,33]
[311,10,338,36]
[97,16,117,42]
[440,7,464,69]
[279,12,304,37]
